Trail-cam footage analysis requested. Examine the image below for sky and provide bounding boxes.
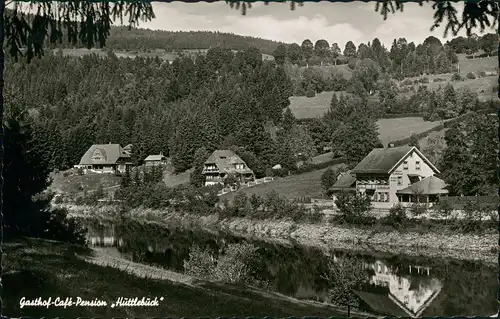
[136,1,492,49]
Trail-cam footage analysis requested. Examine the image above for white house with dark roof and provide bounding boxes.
[76,143,132,174]
[350,146,445,210]
[202,150,255,186]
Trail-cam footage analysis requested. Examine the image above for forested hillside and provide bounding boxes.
[50,26,287,56]
[5,47,299,179]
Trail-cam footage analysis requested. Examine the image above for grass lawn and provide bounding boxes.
[4,237,354,318]
[221,165,344,202]
[376,117,443,146]
[311,152,334,165]
[163,168,193,187]
[457,54,497,75]
[49,171,121,195]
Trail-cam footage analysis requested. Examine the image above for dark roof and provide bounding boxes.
[351,146,412,175]
[144,154,166,162]
[396,176,449,195]
[79,144,131,165]
[203,150,254,175]
[354,290,410,317]
[330,170,357,191]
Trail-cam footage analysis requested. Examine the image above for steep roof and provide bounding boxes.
[144,154,166,162]
[204,150,254,175]
[351,146,412,175]
[351,146,439,175]
[354,290,410,317]
[396,176,449,195]
[79,144,131,165]
[330,170,357,191]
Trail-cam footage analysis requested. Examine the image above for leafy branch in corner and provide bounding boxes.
[4,1,155,62]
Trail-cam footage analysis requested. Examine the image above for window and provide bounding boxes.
[416,161,421,170]
[397,176,403,186]
[403,161,408,170]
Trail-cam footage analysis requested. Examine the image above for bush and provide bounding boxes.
[42,207,88,245]
[382,204,408,228]
[459,200,489,233]
[433,78,446,82]
[419,77,429,84]
[451,73,462,81]
[478,71,486,78]
[334,192,372,224]
[466,72,476,79]
[402,79,413,86]
[305,88,316,98]
[183,243,264,286]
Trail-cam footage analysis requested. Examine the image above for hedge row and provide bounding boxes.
[297,113,429,126]
[295,156,346,174]
[380,113,428,119]
[465,52,497,59]
[388,123,445,147]
[442,110,491,128]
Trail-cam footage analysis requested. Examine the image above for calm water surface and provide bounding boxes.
[82,218,497,317]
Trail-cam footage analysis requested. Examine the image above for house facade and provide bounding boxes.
[350,146,441,211]
[202,150,255,186]
[144,153,167,167]
[76,143,133,174]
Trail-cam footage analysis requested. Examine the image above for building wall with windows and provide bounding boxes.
[387,150,435,207]
[356,149,436,210]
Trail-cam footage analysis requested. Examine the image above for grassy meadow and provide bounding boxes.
[220,165,344,202]
[49,171,121,195]
[376,117,443,146]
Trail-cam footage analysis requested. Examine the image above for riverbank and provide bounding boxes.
[5,237,370,317]
[66,205,498,264]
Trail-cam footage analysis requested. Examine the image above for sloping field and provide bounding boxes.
[163,168,193,187]
[377,117,443,146]
[289,91,351,119]
[457,54,497,75]
[49,171,121,195]
[401,75,497,101]
[220,164,344,202]
[311,152,334,165]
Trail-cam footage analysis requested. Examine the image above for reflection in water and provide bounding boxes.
[80,218,496,317]
[344,256,443,317]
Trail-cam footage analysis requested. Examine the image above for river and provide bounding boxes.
[81,217,497,317]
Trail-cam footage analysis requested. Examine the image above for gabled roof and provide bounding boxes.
[144,154,166,162]
[351,146,440,175]
[79,144,131,165]
[203,150,254,175]
[354,290,410,317]
[396,176,449,195]
[330,170,357,191]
